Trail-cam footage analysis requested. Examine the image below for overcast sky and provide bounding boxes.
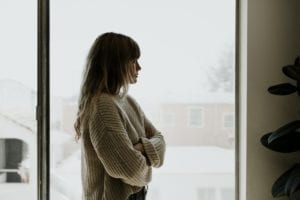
[0,0,235,100]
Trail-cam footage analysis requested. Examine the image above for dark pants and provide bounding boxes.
[128,187,147,200]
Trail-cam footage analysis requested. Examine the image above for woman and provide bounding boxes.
[74,32,166,200]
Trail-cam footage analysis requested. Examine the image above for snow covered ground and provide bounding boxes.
[51,146,235,200]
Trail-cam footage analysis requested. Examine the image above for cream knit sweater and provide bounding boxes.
[81,93,166,200]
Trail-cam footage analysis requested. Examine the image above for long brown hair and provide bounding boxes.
[74,32,140,140]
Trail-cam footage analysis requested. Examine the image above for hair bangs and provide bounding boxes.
[128,38,140,60]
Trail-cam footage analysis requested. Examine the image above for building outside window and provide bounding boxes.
[188,107,204,128]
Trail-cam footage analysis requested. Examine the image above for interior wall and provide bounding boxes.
[240,0,300,199]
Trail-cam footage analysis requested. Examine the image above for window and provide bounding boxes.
[197,188,216,200]
[223,113,234,128]
[2,0,236,199]
[49,0,236,199]
[0,139,29,183]
[0,1,37,199]
[188,107,204,128]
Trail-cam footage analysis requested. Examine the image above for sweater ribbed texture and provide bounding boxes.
[81,93,166,200]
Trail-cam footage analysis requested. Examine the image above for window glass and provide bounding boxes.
[0,1,37,199]
[50,0,236,199]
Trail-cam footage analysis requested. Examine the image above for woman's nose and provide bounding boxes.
[137,62,141,71]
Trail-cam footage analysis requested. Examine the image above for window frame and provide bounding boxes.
[37,0,50,200]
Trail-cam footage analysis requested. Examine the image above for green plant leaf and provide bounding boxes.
[272,164,300,198]
[285,164,300,197]
[268,83,297,95]
[260,131,300,153]
[268,120,300,144]
[282,56,300,81]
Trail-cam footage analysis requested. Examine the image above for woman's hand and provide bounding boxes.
[134,141,151,166]
[133,142,145,155]
[145,126,155,139]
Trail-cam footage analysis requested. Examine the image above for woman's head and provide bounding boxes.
[75,32,141,140]
[84,32,141,95]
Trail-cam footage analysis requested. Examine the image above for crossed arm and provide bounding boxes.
[134,112,166,168]
[88,96,165,187]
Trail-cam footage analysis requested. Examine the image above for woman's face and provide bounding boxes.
[128,59,141,84]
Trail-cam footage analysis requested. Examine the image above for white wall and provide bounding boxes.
[240,0,300,200]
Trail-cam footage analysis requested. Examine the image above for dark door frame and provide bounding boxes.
[37,0,50,199]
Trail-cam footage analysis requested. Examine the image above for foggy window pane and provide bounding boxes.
[50,0,236,199]
[0,0,37,199]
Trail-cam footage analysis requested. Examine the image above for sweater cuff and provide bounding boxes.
[140,137,160,167]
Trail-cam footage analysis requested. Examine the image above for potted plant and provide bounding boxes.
[261,57,300,200]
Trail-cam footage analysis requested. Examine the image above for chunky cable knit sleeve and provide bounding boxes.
[126,95,166,168]
[140,115,166,168]
[88,95,151,187]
